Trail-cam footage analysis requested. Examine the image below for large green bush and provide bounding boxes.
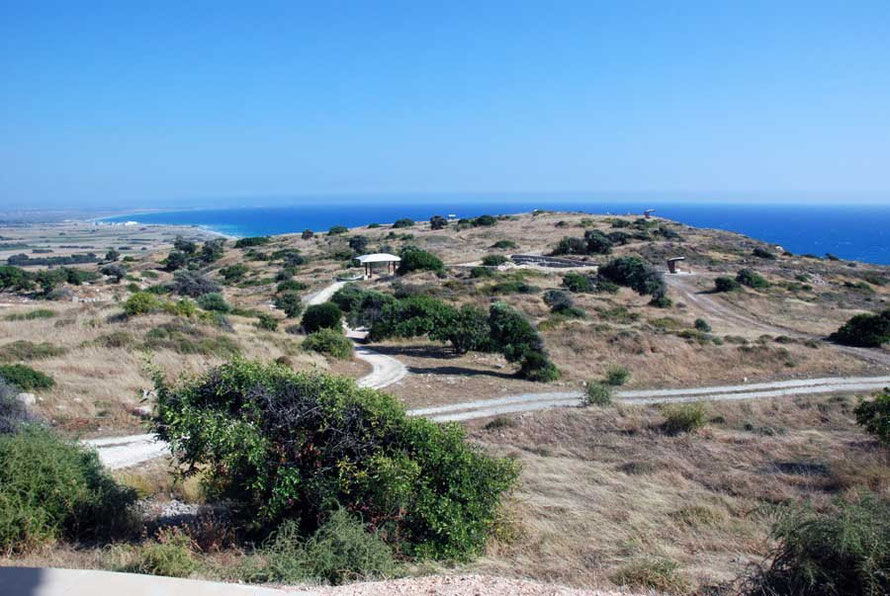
[830,310,890,347]
[714,276,741,293]
[854,389,890,444]
[489,301,559,381]
[303,329,354,360]
[746,493,890,596]
[562,272,595,293]
[431,305,492,355]
[397,247,444,275]
[736,268,769,289]
[599,256,667,301]
[153,360,518,559]
[0,426,136,552]
[302,302,343,333]
[124,291,162,315]
[274,292,304,318]
[0,364,54,391]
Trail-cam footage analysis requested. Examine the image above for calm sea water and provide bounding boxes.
[102,198,890,265]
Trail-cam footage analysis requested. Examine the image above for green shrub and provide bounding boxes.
[694,318,711,332]
[552,236,587,256]
[4,309,55,321]
[661,402,707,434]
[0,380,32,434]
[153,360,519,559]
[746,493,890,596]
[124,291,162,316]
[490,240,517,249]
[391,218,414,229]
[736,268,769,289]
[854,389,890,444]
[431,305,492,355]
[328,225,348,235]
[489,280,539,295]
[429,215,448,230]
[197,292,230,313]
[234,236,270,249]
[752,247,777,260]
[605,365,630,386]
[714,276,741,292]
[599,256,667,300]
[251,511,396,585]
[481,255,508,267]
[397,248,444,275]
[830,310,890,347]
[274,292,304,318]
[0,341,65,362]
[0,364,54,391]
[218,264,249,282]
[303,329,354,360]
[585,382,612,406]
[144,323,241,357]
[472,214,497,227]
[470,266,495,279]
[0,426,136,552]
[489,302,558,381]
[120,528,197,578]
[256,314,279,331]
[302,302,343,333]
[173,270,220,297]
[562,272,594,292]
[277,280,308,293]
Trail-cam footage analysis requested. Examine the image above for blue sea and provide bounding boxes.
[102,196,890,265]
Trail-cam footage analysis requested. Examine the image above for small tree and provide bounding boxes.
[830,310,890,347]
[328,226,348,236]
[104,248,120,262]
[199,238,225,263]
[392,218,414,229]
[714,277,741,292]
[197,292,230,313]
[473,215,497,227]
[256,314,279,331]
[854,389,890,444]
[562,272,595,293]
[274,292,304,318]
[430,215,448,230]
[302,302,343,333]
[481,255,508,267]
[164,250,188,272]
[348,236,369,254]
[552,237,587,256]
[397,248,444,275]
[584,230,613,255]
[301,229,315,240]
[174,236,197,255]
[101,263,126,283]
[752,247,777,260]
[694,318,712,332]
[173,271,220,297]
[488,302,559,381]
[736,268,769,288]
[430,304,491,354]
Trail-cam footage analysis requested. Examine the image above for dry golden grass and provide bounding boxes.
[468,394,890,592]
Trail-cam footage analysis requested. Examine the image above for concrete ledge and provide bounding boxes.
[0,567,318,596]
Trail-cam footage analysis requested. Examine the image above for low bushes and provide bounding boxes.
[144,323,241,357]
[397,247,444,276]
[752,247,777,260]
[124,291,162,315]
[0,380,31,434]
[234,236,271,249]
[562,272,594,293]
[599,257,667,303]
[694,318,711,332]
[552,229,613,256]
[736,268,769,289]
[303,329,353,360]
[745,493,890,596]
[854,388,890,444]
[0,364,54,391]
[714,277,741,292]
[830,310,890,347]
[4,309,55,321]
[661,402,707,434]
[256,314,279,331]
[274,292,303,318]
[197,292,230,313]
[153,360,519,559]
[0,425,136,553]
[118,528,198,578]
[481,255,508,267]
[0,340,66,361]
[248,511,396,585]
[585,382,612,406]
[173,271,221,298]
[605,365,630,386]
[302,302,343,333]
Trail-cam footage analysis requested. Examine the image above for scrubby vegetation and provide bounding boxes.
[302,302,343,333]
[302,328,354,360]
[854,388,890,444]
[0,364,54,391]
[598,256,668,303]
[397,247,444,275]
[0,425,135,553]
[830,310,890,347]
[153,360,519,559]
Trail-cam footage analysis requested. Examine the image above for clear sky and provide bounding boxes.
[2,1,889,209]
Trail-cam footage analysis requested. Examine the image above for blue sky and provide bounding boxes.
[1,1,889,209]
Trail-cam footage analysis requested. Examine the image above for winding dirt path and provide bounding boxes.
[88,279,890,469]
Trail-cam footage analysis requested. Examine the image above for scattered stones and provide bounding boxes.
[16,392,36,406]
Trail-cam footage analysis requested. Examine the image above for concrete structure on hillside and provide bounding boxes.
[644,209,655,219]
[355,253,401,277]
[666,256,686,274]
